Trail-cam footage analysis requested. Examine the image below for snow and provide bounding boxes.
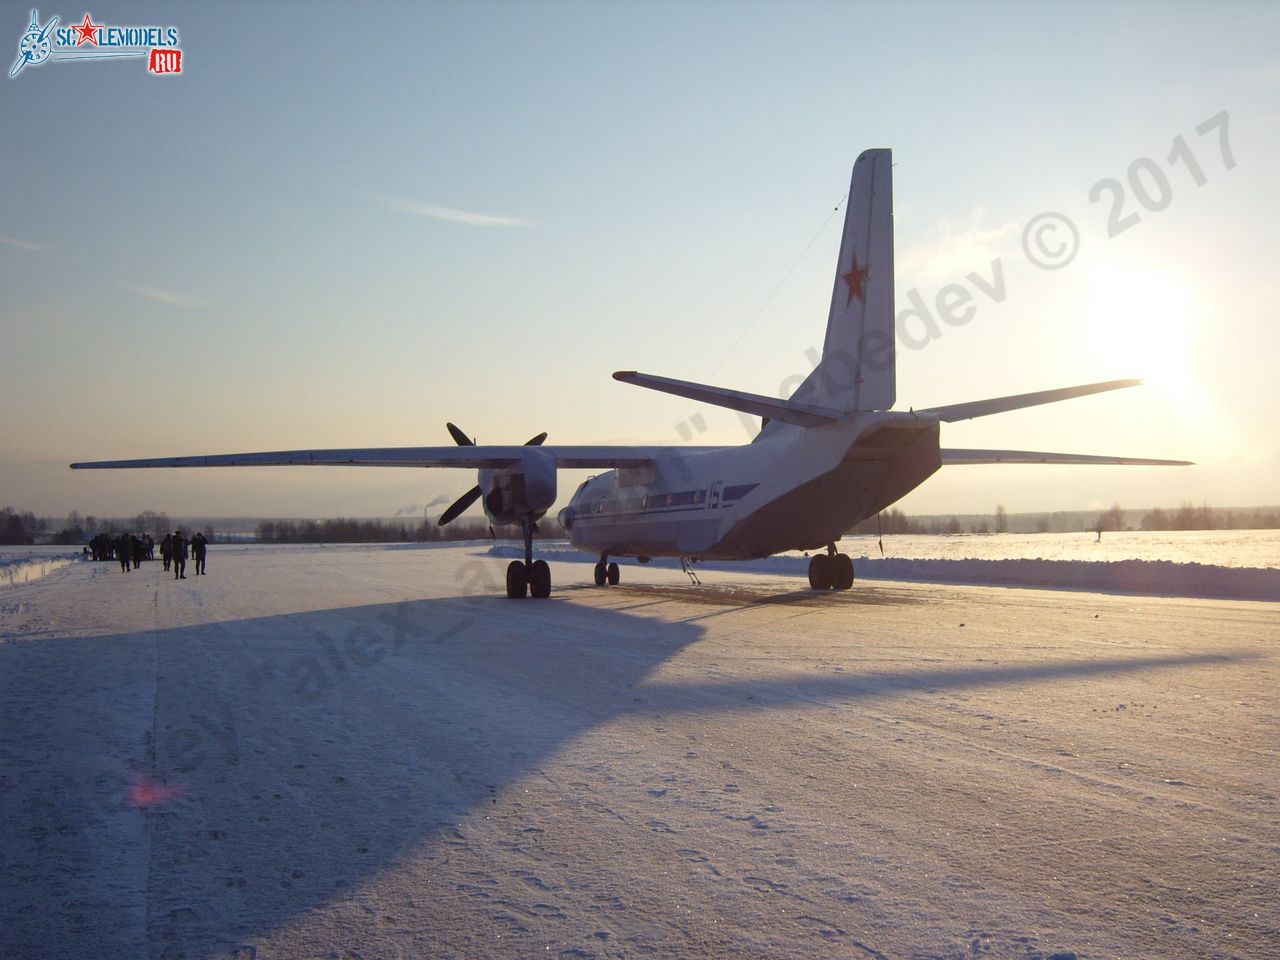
[488,531,1280,602]
[0,547,82,587]
[1,544,1276,958]
[837,530,1280,569]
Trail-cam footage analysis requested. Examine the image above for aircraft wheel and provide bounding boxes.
[808,554,833,590]
[607,562,620,585]
[529,559,552,598]
[593,562,608,586]
[832,554,854,590]
[506,560,528,599]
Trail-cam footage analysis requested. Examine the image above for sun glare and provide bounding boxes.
[1076,260,1207,416]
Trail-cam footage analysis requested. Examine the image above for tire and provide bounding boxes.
[606,562,620,586]
[808,554,833,590]
[529,559,552,598]
[832,553,854,590]
[506,560,528,599]
[593,562,608,586]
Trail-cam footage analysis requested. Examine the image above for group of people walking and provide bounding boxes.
[89,532,153,566]
[160,531,208,578]
[87,531,209,578]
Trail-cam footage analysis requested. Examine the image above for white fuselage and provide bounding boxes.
[562,414,941,561]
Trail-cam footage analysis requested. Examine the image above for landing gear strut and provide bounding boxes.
[594,554,620,586]
[680,557,701,585]
[506,515,552,599]
[808,543,854,591]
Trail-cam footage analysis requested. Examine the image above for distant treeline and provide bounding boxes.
[5,501,1276,548]
[255,515,568,544]
[850,506,1012,535]
[1136,503,1279,531]
[1,507,212,546]
[850,503,1280,536]
[1,508,47,545]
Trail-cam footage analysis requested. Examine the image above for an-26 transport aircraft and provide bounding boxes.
[73,150,1189,599]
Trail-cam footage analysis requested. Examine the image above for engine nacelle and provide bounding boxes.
[478,447,557,526]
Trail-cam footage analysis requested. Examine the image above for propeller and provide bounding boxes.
[446,422,474,446]
[436,424,548,525]
[438,485,481,526]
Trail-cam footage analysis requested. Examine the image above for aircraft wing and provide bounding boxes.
[942,449,1192,466]
[70,445,721,471]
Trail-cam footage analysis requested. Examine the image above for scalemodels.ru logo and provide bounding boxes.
[10,9,183,78]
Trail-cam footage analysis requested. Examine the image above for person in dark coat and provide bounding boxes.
[130,535,144,570]
[160,533,173,572]
[191,532,208,575]
[117,534,132,572]
[171,532,188,579]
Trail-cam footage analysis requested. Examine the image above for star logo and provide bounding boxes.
[73,12,102,46]
[841,253,868,306]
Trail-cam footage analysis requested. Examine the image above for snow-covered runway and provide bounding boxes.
[1,545,1276,959]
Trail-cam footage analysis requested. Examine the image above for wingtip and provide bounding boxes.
[612,371,637,382]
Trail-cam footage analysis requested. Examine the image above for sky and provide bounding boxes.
[2,0,1278,522]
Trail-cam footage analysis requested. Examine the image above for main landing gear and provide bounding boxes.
[593,554,620,587]
[507,516,552,599]
[808,543,854,591]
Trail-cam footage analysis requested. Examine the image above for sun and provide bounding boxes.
[1075,259,1206,414]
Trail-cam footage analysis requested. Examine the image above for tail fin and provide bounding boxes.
[789,149,895,413]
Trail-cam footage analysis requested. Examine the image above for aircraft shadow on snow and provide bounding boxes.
[0,587,1250,958]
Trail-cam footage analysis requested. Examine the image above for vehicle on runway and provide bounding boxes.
[72,149,1189,598]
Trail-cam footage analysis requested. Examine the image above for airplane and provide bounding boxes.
[71,149,1190,599]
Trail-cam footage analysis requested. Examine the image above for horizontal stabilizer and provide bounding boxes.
[942,449,1192,466]
[613,371,847,428]
[921,379,1141,422]
[70,445,719,472]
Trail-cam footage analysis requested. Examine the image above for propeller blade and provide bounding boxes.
[525,432,548,446]
[446,422,474,446]
[438,485,482,526]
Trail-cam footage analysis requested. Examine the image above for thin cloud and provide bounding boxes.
[115,282,201,307]
[381,195,532,228]
[0,235,45,252]
[896,209,1020,287]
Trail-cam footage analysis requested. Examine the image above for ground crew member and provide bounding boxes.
[172,532,188,580]
[191,532,208,575]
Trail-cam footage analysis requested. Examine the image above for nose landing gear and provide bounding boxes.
[507,516,552,599]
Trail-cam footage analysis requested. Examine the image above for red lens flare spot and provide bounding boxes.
[129,778,185,807]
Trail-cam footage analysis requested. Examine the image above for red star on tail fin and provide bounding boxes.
[841,254,868,306]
